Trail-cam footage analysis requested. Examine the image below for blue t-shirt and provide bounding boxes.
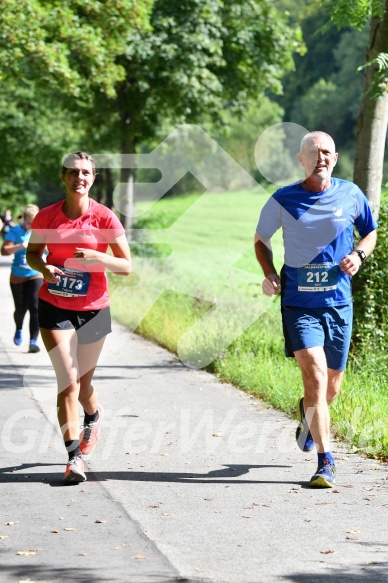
[5,223,40,278]
[256,178,377,307]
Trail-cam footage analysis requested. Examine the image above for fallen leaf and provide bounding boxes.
[346,536,359,540]
[364,497,374,501]
[51,530,59,534]
[5,522,17,526]
[242,515,252,519]
[147,505,160,508]
[212,433,222,437]
[0,536,9,539]
[346,530,360,534]
[320,550,334,554]
[132,554,146,559]
[16,550,36,556]
[332,490,341,494]
[64,528,76,531]
[59,517,65,520]
[94,520,108,524]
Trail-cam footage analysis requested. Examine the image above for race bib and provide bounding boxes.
[297,263,338,292]
[48,266,91,297]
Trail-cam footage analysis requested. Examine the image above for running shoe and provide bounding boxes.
[295,397,315,452]
[13,329,23,346]
[28,340,40,353]
[63,456,86,484]
[79,404,104,455]
[309,458,336,488]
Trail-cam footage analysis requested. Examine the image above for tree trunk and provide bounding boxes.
[105,167,114,210]
[353,4,388,220]
[93,170,104,203]
[119,125,136,231]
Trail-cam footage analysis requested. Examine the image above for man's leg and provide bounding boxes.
[294,347,341,487]
[327,368,344,404]
[294,346,330,452]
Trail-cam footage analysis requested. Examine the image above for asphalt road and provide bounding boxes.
[0,258,387,583]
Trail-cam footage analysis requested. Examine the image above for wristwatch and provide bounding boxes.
[353,249,366,263]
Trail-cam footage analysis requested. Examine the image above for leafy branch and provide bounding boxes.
[357,52,388,99]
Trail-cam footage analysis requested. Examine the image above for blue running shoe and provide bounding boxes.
[13,329,23,346]
[296,397,315,452]
[28,340,40,353]
[309,458,336,488]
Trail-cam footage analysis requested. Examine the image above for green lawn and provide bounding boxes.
[109,188,388,460]
[131,187,283,291]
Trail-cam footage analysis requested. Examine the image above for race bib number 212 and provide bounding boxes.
[297,263,338,292]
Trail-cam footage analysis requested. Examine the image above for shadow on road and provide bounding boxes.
[0,462,306,489]
[282,566,388,582]
[0,558,196,583]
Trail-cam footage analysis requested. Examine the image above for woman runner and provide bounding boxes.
[27,151,131,483]
[1,204,43,353]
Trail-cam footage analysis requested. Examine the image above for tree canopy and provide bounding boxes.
[0,0,153,210]
[0,0,153,97]
[325,0,388,217]
[1,0,387,217]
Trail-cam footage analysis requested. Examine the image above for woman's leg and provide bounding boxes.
[10,282,27,330]
[77,338,106,414]
[40,328,80,441]
[25,279,43,341]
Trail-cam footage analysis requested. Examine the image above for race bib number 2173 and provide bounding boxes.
[48,266,91,297]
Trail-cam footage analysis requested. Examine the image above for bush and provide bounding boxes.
[352,203,388,353]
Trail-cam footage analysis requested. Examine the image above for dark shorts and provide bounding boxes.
[38,299,112,344]
[282,304,353,371]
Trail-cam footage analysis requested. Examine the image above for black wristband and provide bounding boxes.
[353,249,366,263]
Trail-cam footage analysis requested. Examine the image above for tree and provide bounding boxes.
[215,97,285,180]
[0,0,153,210]
[0,0,152,97]
[86,0,304,226]
[327,0,388,219]
[288,25,368,153]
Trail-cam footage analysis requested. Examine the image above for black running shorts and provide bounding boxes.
[38,299,112,344]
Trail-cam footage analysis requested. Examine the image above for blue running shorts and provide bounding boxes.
[282,304,353,371]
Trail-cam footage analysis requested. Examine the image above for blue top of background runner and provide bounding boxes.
[5,224,40,278]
